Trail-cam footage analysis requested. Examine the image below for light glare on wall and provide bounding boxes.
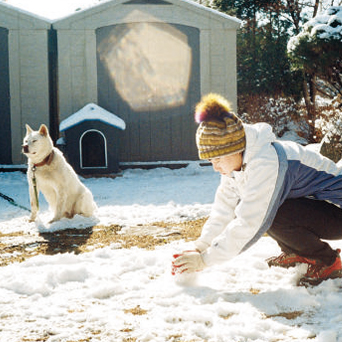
[97,20,192,112]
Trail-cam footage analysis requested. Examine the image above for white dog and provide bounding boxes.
[22,124,97,223]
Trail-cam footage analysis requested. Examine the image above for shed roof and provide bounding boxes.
[60,103,126,131]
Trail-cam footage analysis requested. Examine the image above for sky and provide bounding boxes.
[1,163,342,342]
[3,0,103,19]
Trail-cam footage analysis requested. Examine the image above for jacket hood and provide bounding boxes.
[243,123,276,164]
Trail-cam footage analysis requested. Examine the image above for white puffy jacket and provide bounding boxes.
[198,122,342,267]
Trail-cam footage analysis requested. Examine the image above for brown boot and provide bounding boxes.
[267,252,316,268]
[299,249,342,286]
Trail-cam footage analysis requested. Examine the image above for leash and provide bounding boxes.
[31,165,39,210]
[0,191,31,212]
[29,150,54,211]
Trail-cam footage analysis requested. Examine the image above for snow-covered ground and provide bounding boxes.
[1,163,342,342]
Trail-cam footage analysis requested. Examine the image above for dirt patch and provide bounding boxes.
[124,305,148,316]
[0,218,207,267]
[265,311,304,320]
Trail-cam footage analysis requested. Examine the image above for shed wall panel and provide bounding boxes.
[58,30,98,119]
[0,27,11,164]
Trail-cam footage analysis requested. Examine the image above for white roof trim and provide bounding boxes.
[52,0,241,27]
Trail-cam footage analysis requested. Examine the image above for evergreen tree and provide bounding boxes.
[288,6,342,98]
[212,0,303,98]
[288,6,342,139]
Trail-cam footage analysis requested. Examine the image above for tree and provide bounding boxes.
[288,6,342,139]
[207,0,342,141]
[212,0,303,97]
[288,6,342,97]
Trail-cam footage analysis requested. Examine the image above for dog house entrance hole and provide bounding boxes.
[80,129,108,169]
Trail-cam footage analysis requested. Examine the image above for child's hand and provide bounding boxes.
[172,250,206,274]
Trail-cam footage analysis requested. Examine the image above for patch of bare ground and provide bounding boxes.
[265,311,304,320]
[124,305,148,316]
[0,218,207,267]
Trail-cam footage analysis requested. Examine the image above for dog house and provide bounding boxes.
[53,0,241,163]
[0,2,51,165]
[59,103,126,175]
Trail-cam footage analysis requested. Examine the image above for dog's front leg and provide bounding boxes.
[50,204,63,223]
[49,186,66,223]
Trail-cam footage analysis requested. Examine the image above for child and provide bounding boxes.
[172,93,342,286]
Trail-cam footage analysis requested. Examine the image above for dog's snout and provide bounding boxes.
[22,145,29,153]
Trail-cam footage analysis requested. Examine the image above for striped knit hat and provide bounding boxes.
[195,93,246,160]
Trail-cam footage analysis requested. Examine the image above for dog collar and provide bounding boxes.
[33,150,55,168]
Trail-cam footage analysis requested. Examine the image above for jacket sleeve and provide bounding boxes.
[195,176,240,251]
[201,145,279,267]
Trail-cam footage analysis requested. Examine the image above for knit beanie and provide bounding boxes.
[195,93,246,160]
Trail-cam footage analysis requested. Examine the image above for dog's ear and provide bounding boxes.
[25,124,33,134]
[39,124,49,137]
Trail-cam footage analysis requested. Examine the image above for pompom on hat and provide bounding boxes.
[195,93,246,160]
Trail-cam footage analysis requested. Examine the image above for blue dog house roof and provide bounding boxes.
[59,103,126,132]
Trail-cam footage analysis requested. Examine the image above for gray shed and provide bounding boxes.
[0,2,51,165]
[53,0,241,163]
[59,103,126,175]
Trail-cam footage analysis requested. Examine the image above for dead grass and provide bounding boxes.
[0,218,207,267]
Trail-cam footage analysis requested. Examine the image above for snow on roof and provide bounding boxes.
[59,103,126,132]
